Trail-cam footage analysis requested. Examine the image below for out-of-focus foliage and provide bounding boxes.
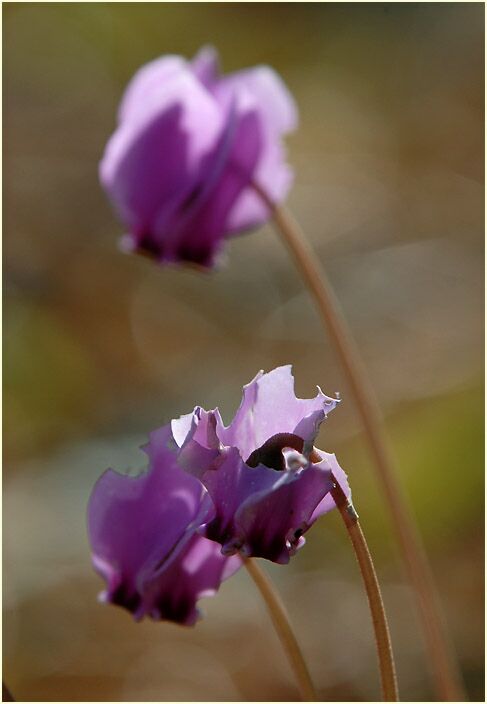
[4,3,484,701]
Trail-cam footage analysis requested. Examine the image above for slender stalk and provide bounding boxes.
[330,474,398,701]
[252,183,465,701]
[245,558,317,702]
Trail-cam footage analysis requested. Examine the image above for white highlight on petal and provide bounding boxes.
[282,447,308,472]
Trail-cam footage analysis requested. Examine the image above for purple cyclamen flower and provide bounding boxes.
[88,426,241,625]
[146,366,351,565]
[100,46,297,267]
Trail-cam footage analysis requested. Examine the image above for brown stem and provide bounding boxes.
[245,558,317,701]
[330,475,398,701]
[252,183,465,701]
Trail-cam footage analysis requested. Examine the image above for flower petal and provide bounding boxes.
[87,434,243,624]
[235,463,335,563]
[191,45,220,88]
[200,447,281,553]
[217,64,298,233]
[310,451,352,521]
[162,93,262,266]
[217,365,338,460]
[118,55,188,124]
[100,67,225,247]
[100,48,297,268]
[198,444,335,563]
[139,533,241,625]
[220,64,297,134]
[171,406,222,449]
[145,417,221,481]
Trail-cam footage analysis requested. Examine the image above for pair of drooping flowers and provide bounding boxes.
[89,48,351,625]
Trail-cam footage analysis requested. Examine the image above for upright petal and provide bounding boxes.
[118,55,188,124]
[224,140,294,235]
[145,418,220,482]
[220,64,298,134]
[87,436,240,624]
[161,92,262,266]
[100,67,225,249]
[217,365,338,460]
[173,410,223,479]
[171,409,197,448]
[217,65,298,233]
[191,45,220,88]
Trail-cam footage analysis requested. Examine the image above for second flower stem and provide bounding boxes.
[245,558,317,701]
[330,474,398,701]
[253,183,464,701]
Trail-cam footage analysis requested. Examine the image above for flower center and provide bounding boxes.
[246,433,321,471]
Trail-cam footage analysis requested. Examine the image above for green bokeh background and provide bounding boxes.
[4,2,484,701]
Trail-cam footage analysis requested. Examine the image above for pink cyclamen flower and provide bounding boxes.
[87,425,241,625]
[147,366,351,564]
[100,46,297,267]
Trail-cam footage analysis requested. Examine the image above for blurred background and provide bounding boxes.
[3,2,484,701]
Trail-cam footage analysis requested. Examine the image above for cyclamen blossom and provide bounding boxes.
[88,366,350,624]
[147,366,351,564]
[100,46,297,267]
[88,426,241,625]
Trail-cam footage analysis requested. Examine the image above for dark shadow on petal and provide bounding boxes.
[155,595,194,624]
[110,582,142,615]
[135,232,164,259]
[246,432,305,470]
[245,534,289,564]
[204,516,233,547]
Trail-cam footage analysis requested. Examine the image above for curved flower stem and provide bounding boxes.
[330,474,398,701]
[252,183,465,701]
[245,558,317,701]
